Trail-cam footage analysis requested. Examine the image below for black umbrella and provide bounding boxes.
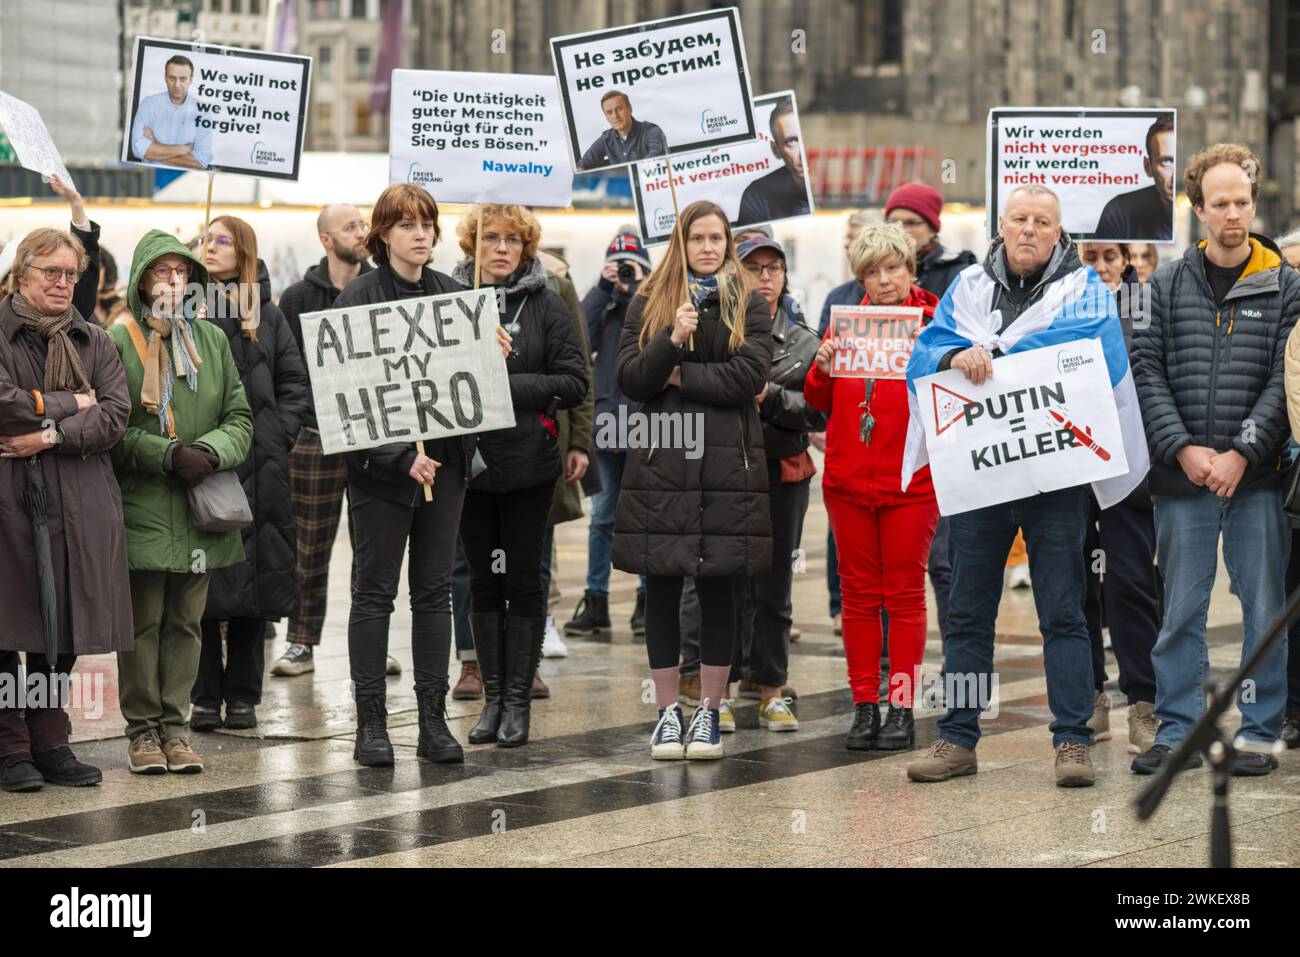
[21,456,58,671]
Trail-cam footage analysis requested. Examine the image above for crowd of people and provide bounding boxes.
[1,140,1299,795]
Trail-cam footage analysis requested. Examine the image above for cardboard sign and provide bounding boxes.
[387,70,573,207]
[550,7,756,173]
[987,108,1176,242]
[0,92,73,187]
[629,90,814,243]
[914,338,1129,515]
[828,306,921,380]
[299,288,514,455]
[122,37,311,180]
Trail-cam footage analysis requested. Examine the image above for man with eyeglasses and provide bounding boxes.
[272,204,376,677]
[737,97,810,226]
[129,55,213,171]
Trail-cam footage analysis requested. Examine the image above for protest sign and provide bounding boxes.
[987,108,1176,242]
[300,288,514,456]
[550,7,756,174]
[630,90,814,243]
[914,338,1129,515]
[0,92,74,187]
[388,69,573,207]
[827,306,921,380]
[121,37,311,180]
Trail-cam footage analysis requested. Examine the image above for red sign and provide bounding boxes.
[828,305,922,380]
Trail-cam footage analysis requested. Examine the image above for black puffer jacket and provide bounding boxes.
[333,263,477,507]
[612,285,774,578]
[279,256,373,429]
[915,242,977,300]
[1132,235,1299,496]
[203,262,309,620]
[452,257,588,494]
[758,293,826,460]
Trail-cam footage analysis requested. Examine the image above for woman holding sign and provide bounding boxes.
[332,184,486,767]
[613,200,773,762]
[451,204,586,749]
[804,223,939,753]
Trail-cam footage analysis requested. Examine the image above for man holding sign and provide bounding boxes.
[901,185,1148,788]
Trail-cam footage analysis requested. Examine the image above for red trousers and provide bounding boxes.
[825,494,938,707]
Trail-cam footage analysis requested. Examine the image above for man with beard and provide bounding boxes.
[1092,116,1175,241]
[1131,144,1298,777]
[273,204,381,677]
[738,97,810,225]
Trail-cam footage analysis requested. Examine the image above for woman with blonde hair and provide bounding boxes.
[451,203,586,748]
[613,200,773,761]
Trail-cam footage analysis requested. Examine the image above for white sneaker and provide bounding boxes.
[385,655,402,676]
[542,616,568,658]
[1007,564,1031,589]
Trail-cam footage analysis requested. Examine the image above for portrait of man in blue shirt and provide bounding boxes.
[575,90,668,171]
[129,54,214,170]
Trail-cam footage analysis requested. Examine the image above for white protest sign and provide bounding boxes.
[387,70,572,207]
[630,90,814,243]
[987,108,1176,242]
[122,37,311,180]
[0,92,74,188]
[551,7,756,173]
[300,288,514,456]
[915,338,1129,515]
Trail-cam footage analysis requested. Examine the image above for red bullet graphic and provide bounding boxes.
[1049,409,1111,461]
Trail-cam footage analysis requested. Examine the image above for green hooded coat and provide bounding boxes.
[106,229,253,573]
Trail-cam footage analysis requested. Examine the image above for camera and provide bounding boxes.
[617,261,638,286]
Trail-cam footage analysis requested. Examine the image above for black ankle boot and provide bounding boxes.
[416,683,464,763]
[875,705,915,751]
[846,702,881,751]
[497,615,545,747]
[563,590,611,639]
[468,612,505,744]
[354,694,394,766]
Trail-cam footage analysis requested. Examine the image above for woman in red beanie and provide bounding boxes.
[804,223,939,752]
[883,183,976,301]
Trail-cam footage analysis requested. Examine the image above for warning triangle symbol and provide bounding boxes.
[932,382,973,435]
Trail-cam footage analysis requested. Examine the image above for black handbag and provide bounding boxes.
[1284,455,1300,521]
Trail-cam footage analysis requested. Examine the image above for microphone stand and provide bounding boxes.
[1134,582,1300,867]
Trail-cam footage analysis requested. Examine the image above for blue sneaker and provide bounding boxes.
[685,698,724,760]
[650,704,686,760]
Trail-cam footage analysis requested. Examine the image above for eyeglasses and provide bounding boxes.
[745,262,785,278]
[888,217,928,230]
[206,234,234,248]
[150,263,193,280]
[482,233,523,248]
[25,265,82,285]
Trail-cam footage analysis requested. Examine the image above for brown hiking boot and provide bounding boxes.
[531,671,550,699]
[127,730,167,775]
[161,736,204,774]
[1090,691,1112,742]
[1127,701,1158,754]
[1055,741,1095,787]
[907,739,978,782]
[678,673,701,707]
[453,661,483,700]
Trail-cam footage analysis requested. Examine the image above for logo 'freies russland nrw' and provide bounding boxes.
[699,109,739,135]
[249,141,286,166]
[407,162,442,186]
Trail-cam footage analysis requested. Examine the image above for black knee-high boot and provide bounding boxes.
[467,612,505,744]
[497,616,545,747]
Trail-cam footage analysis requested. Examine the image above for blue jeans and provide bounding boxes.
[452,537,474,660]
[827,528,842,617]
[1151,489,1288,746]
[939,486,1094,749]
[587,449,644,596]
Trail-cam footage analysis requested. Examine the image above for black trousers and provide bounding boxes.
[459,482,553,620]
[1284,529,1300,713]
[347,458,465,697]
[1084,496,1161,704]
[646,574,735,671]
[193,618,266,708]
[738,462,811,687]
